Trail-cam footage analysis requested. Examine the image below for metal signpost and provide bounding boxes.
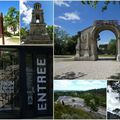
[0,12,4,45]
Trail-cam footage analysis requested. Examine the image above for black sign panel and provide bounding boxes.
[35,55,48,114]
[32,47,53,117]
[0,46,53,118]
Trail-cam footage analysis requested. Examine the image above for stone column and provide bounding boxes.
[41,11,44,23]
[74,37,80,60]
[39,14,41,23]
[31,13,34,23]
[90,36,96,61]
[84,33,89,57]
[117,36,120,61]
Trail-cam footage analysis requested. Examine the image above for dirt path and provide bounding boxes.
[0,37,20,45]
[54,60,120,80]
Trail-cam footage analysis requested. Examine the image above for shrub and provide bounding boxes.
[4,31,12,37]
[14,32,19,36]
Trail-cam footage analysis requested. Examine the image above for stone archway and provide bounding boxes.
[74,20,120,61]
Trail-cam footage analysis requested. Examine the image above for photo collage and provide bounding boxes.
[0,0,120,119]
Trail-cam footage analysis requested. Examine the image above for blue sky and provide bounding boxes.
[0,1,19,15]
[54,80,107,91]
[20,1,53,28]
[54,1,119,44]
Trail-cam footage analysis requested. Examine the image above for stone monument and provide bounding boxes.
[24,3,51,44]
[74,20,120,62]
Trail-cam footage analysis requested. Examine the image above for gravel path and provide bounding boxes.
[54,60,120,80]
[0,37,20,45]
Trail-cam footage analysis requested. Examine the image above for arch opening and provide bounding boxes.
[96,30,117,60]
[36,14,40,23]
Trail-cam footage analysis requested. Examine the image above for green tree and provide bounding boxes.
[107,39,117,55]
[4,7,19,35]
[46,25,53,41]
[94,96,100,107]
[54,27,70,55]
[54,26,78,55]
[81,1,120,12]
[84,93,93,106]
[89,100,98,112]
[20,27,29,39]
[66,35,77,55]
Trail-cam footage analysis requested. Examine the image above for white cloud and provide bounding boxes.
[54,80,107,91]
[54,0,70,7]
[20,0,27,14]
[20,0,33,25]
[54,24,62,28]
[59,12,80,21]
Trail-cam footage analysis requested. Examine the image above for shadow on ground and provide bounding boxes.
[108,73,120,79]
[98,58,116,61]
[54,71,87,80]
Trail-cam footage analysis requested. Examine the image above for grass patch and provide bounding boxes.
[54,103,100,119]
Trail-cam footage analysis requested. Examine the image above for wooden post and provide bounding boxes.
[0,12,4,45]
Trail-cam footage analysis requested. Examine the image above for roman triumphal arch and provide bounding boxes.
[74,20,120,61]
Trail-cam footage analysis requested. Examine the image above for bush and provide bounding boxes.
[54,103,96,119]
[4,31,12,37]
[14,32,19,36]
[61,113,72,119]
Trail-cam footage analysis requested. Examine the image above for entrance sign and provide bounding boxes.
[36,58,47,111]
[0,46,53,118]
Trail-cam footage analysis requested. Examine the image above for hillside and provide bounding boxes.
[54,88,106,107]
[54,88,106,119]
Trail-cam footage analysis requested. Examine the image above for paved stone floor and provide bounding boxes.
[54,60,120,80]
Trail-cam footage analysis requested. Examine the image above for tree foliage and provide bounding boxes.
[107,39,117,55]
[4,7,19,35]
[55,88,106,119]
[81,1,120,12]
[55,103,96,119]
[54,88,106,108]
[54,27,77,55]
[20,27,29,39]
[98,39,117,55]
[46,25,53,41]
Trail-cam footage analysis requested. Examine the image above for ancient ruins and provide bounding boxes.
[74,20,120,61]
[24,3,51,44]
